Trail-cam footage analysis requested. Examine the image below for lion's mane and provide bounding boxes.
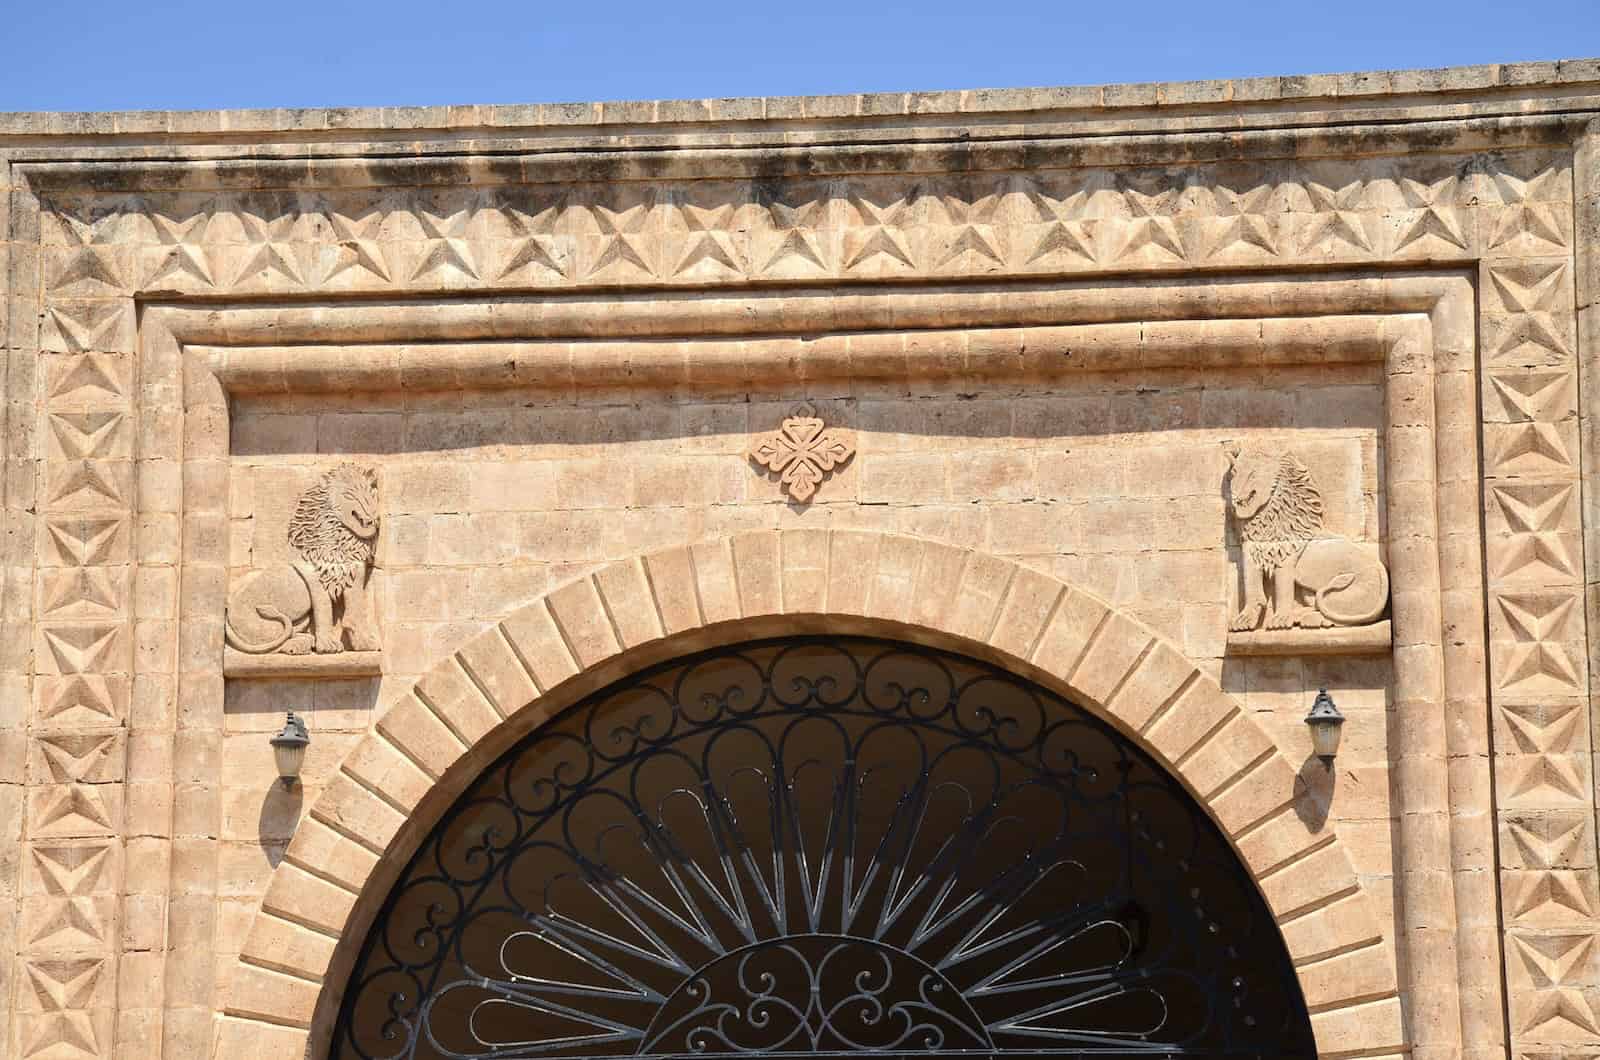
[287,463,378,597]
[1234,452,1325,574]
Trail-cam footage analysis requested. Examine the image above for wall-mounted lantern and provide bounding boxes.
[270,712,310,790]
[1304,688,1344,768]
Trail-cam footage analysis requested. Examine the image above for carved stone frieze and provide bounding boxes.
[32,149,1572,311]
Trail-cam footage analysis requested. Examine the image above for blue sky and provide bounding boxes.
[2,0,1597,112]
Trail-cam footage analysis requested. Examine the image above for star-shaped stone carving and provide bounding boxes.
[1481,157,1570,254]
[1500,702,1583,755]
[584,195,655,279]
[24,1011,102,1060]
[842,186,918,272]
[40,625,123,676]
[1486,261,1573,362]
[49,246,126,296]
[926,182,1006,270]
[1513,935,1600,1037]
[1507,815,1591,869]
[748,404,856,503]
[44,518,126,567]
[1300,179,1373,254]
[43,302,131,354]
[232,195,305,287]
[411,198,481,282]
[1486,369,1575,424]
[1494,591,1581,694]
[317,196,394,285]
[28,898,108,949]
[31,844,111,896]
[1508,870,1595,921]
[33,784,115,835]
[667,200,745,278]
[1489,421,1574,477]
[49,355,126,406]
[48,413,125,461]
[36,675,122,727]
[40,569,124,619]
[1014,175,1098,266]
[757,189,831,275]
[1505,754,1588,804]
[49,461,125,508]
[1111,180,1187,263]
[1490,482,1577,581]
[494,190,569,281]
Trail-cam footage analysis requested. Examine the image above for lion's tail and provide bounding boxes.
[1315,564,1390,626]
[225,605,295,654]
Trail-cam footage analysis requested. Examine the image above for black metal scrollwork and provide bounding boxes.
[334,637,1314,1059]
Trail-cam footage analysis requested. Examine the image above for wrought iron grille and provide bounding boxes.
[333,637,1315,1059]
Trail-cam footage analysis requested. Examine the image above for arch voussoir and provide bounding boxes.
[499,598,581,691]
[227,529,1401,1059]
[544,575,623,668]
[455,625,537,717]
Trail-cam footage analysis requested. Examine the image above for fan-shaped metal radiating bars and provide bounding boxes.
[334,637,1315,1059]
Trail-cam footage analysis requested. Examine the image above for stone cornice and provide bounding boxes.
[1,59,1597,160]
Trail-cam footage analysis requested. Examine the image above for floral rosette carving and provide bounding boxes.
[747,403,856,503]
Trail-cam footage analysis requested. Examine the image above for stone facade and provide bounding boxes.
[2,59,1600,1059]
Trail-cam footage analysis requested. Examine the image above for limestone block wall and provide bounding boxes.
[0,60,1598,1060]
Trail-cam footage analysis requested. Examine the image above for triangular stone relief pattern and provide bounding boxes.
[21,1013,105,1060]
[1388,172,1471,256]
[38,625,125,677]
[1505,870,1598,923]
[1511,935,1600,1039]
[46,460,129,510]
[27,844,114,897]
[1491,592,1583,695]
[1487,420,1579,478]
[25,897,111,951]
[39,568,125,620]
[41,518,127,568]
[46,246,128,297]
[37,150,1566,296]
[46,412,128,462]
[41,301,134,355]
[1485,368,1577,425]
[21,959,108,1059]
[1488,482,1580,583]
[24,958,105,1012]
[45,354,128,408]
[1499,702,1586,756]
[32,733,123,785]
[34,675,126,728]
[1500,754,1591,808]
[28,784,118,838]
[1505,814,1595,870]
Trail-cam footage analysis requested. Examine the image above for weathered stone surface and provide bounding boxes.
[1,59,1597,1060]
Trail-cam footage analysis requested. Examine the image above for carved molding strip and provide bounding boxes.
[34,150,1569,307]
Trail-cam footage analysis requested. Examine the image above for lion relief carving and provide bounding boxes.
[1224,446,1389,632]
[225,463,381,655]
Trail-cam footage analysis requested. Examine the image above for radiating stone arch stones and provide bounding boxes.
[218,529,1404,1058]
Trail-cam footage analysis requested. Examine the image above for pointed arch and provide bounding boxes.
[217,530,1403,1058]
